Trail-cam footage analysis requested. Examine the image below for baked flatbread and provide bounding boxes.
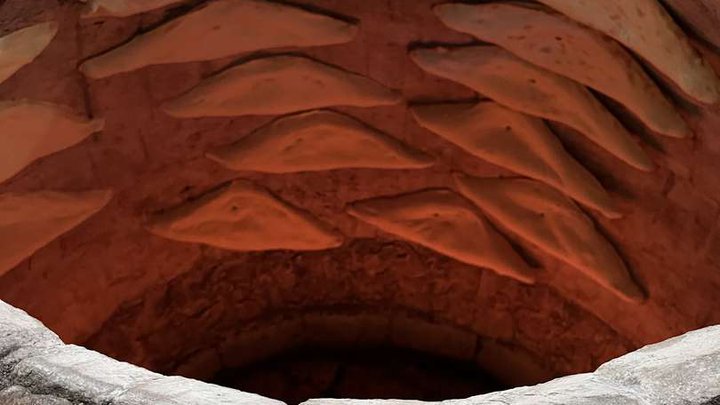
[411,45,653,172]
[347,188,536,283]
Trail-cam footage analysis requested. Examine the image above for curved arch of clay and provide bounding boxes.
[165,308,555,389]
[82,239,633,387]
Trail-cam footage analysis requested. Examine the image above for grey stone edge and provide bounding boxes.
[0,299,718,405]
